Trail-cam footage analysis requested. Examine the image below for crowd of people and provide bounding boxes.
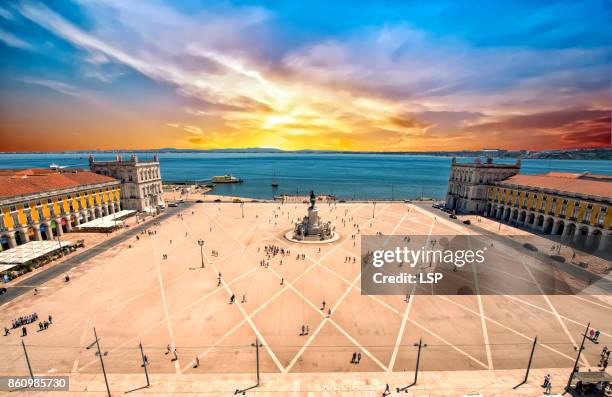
[10,312,38,329]
[4,312,54,337]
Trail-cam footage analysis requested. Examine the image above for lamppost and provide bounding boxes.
[197,239,205,268]
[50,218,63,257]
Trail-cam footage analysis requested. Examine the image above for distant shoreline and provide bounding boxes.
[0,147,611,160]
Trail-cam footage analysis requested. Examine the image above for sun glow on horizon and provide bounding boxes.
[0,1,610,152]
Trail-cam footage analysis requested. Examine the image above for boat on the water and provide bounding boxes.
[49,163,67,170]
[211,174,243,183]
[271,170,279,188]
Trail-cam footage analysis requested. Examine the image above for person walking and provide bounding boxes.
[3,327,9,336]
[48,314,52,324]
[194,356,199,368]
[542,374,550,388]
[545,380,552,395]
[350,352,356,364]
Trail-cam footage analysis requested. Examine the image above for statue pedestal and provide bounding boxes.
[284,230,340,244]
[286,192,338,244]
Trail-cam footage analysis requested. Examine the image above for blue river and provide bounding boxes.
[0,153,610,200]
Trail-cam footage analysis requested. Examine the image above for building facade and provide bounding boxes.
[0,169,121,250]
[446,159,611,252]
[485,173,611,252]
[89,154,164,212]
[445,157,520,213]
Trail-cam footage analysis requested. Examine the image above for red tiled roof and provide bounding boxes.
[0,169,119,199]
[0,168,52,176]
[498,172,612,199]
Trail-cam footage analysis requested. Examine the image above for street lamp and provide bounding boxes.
[197,239,205,268]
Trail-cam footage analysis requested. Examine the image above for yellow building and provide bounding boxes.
[0,168,121,250]
[485,172,611,252]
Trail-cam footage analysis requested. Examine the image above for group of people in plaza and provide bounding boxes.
[10,312,38,329]
[4,312,53,337]
[350,351,362,364]
[262,244,290,258]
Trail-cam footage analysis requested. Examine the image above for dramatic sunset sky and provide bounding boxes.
[0,1,610,152]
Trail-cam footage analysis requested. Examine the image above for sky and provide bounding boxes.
[0,0,610,152]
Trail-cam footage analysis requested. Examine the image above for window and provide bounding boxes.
[560,200,568,217]
[531,195,537,210]
[571,204,579,220]
[540,196,546,211]
[598,207,608,225]
[583,204,593,223]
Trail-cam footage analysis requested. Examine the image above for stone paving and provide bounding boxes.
[0,201,609,396]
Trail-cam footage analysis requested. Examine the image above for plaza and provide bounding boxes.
[0,199,610,396]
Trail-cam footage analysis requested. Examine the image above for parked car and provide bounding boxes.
[523,243,538,252]
[196,199,204,203]
[449,214,457,219]
[168,202,178,207]
[214,198,221,202]
[462,219,471,225]
[0,287,7,295]
[177,198,185,204]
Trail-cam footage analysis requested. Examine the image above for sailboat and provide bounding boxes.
[271,170,279,188]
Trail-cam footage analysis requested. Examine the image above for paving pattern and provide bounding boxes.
[1,201,610,379]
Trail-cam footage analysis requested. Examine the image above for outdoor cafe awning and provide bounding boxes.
[0,240,73,266]
[77,210,135,230]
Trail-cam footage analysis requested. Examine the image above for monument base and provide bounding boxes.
[284,230,340,244]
